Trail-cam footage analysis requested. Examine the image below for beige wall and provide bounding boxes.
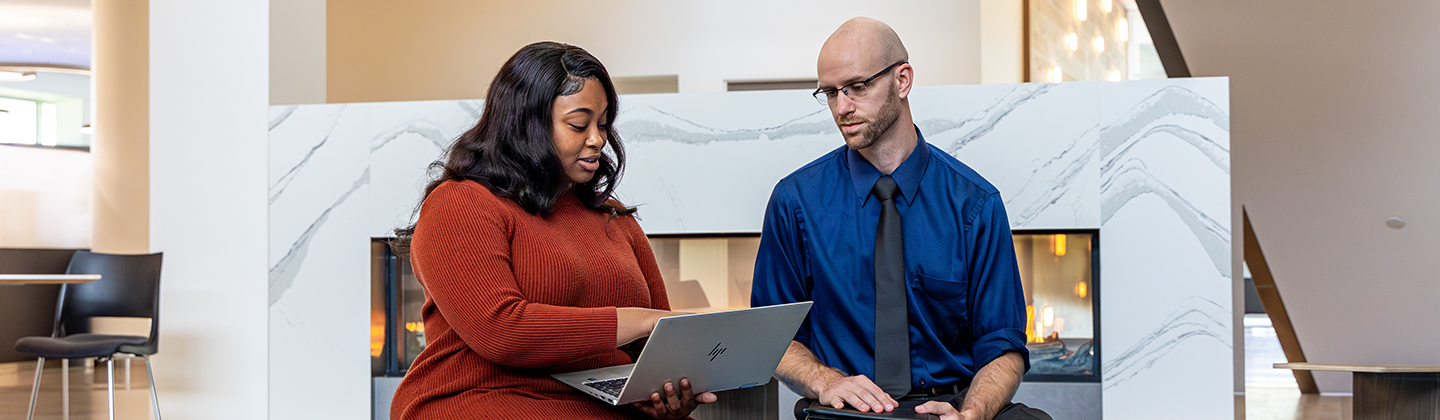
[327,0,982,102]
[1162,0,1440,393]
[981,0,1025,84]
[92,0,149,254]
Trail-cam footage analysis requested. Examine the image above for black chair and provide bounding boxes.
[14,251,163,420]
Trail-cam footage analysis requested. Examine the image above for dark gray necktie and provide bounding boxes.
[871,176,910,398]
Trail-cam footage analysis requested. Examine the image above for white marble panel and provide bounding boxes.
[367,100,479,236]
[1094,79,1232,420]
[913,82,1104,229]
[268,103,373,420]
[613,91,842,233]
[266,78,1232,419]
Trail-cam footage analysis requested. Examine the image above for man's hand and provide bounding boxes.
[816,374,898,413]
[632,378,717,420]
[775,341,898,413]
[916,400,982,420]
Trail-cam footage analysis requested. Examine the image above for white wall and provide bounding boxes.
[149,0,269,418]
[0,145,91,248]
[1161,0,1440,393]
[325,0,981,102]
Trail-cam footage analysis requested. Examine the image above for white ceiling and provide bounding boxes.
[0,0,92,69]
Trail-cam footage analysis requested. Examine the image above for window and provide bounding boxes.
[0,96,58,146]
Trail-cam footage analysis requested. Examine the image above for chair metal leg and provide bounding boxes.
[63,358,70,420]
[125,356,132,390]
[26,356,44,420]
[107,357,116,420]
[142,355,162,420]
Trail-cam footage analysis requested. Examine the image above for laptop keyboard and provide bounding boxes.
[583,378,628,398]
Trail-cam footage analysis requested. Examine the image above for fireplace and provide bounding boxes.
[1013,229,1100,382]
[368,230,1099,383]
[371,239,426,378]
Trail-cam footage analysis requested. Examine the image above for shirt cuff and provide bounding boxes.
[971,327,1030,373]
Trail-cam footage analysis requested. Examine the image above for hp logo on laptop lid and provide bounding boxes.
[708,343,727,361]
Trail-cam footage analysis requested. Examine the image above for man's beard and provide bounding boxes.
[841,88,902,150]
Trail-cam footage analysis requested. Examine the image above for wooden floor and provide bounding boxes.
[0,360,156,420]
[1241,388,1352,420]
[0,360,1353,420]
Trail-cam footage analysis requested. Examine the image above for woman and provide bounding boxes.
[389,42,716,419]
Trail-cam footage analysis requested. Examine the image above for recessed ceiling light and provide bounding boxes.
[0,70,37,82]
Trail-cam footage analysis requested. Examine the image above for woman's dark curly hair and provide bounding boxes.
[393,42,633,255]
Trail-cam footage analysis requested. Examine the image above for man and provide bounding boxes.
[751,18,1050,420]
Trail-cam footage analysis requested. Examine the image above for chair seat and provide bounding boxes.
[15,334,149,359]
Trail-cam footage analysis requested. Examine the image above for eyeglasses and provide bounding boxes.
[812,61,908,106]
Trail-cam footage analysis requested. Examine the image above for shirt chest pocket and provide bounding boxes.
[914,271,969,337]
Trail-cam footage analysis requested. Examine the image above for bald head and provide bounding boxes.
[818,17,909,82]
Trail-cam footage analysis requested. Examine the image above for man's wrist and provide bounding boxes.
[806,368,845,398]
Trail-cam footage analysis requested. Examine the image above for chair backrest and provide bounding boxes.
[59,251,163,348]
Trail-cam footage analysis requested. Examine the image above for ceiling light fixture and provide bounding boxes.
[1094,36,1106,53]
[1050,66,1063,83]
[0,70,37,82]
[1067,33,1079,51]
[1117,18,1130,42]
[1102,0,1113,13]
[1075,0,1088,21]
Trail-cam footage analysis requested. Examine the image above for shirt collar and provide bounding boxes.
[846,125,930,207]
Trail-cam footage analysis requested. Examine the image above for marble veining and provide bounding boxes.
[370,120,459,153]
[617,106,837,145]
[935,83,1055,152]
[268,168,369,306]
[269,105,348,205]
[270,105,299,130]
[1101,296,1233,389]
[1100,159,1232,277]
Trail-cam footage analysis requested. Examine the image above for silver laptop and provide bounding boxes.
[552,301,812,405]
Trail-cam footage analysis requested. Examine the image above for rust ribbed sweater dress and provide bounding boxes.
[390,180,671,420]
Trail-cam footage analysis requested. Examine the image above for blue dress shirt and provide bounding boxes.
[751,128,1029,390]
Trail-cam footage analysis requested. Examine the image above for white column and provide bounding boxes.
[149,0,270,419]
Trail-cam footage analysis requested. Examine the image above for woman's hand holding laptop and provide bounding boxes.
[633,377,718,420]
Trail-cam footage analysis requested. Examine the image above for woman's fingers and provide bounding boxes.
[638,379,715,419]
[664,381,683,411]
[648,391,669,417]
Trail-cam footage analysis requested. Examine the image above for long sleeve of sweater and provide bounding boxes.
[411,182,617,368]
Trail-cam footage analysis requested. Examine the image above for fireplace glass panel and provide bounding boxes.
[1014,230,1099,381]
[372,239,427,377]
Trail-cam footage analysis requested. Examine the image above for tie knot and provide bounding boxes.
[871,176,900,202]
